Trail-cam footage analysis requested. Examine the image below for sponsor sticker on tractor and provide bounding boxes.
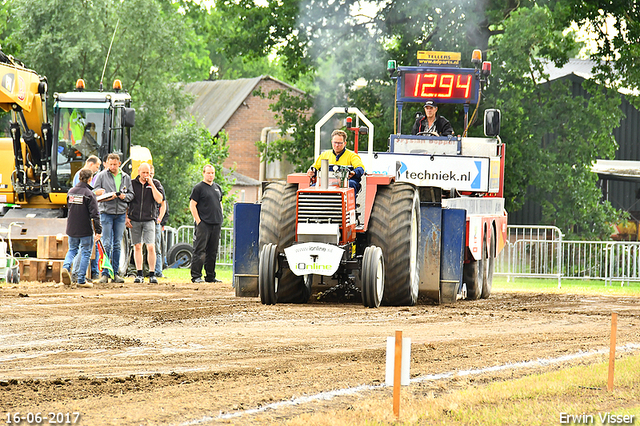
[284,243,345,277]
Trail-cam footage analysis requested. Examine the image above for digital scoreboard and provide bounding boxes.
[398,67,479,104]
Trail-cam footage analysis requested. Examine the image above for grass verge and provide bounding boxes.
[493,276,640,296]
[287,353,640,425]
[162,265,232,282]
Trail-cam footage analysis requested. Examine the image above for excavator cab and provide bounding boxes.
[51,82,134,192]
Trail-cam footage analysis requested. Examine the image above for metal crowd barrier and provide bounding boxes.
[169,225,233,266]
[496,225,639,286]
[605,242,640,286]
[166,223,637,283]
[495,226,564,287]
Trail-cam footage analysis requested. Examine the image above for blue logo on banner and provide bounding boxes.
[396,161,408,180]
[471,161,482,189]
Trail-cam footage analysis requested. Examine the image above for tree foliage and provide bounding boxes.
[565,1,640,108]
[214,0,634,238]
[151,121,235,227]
[3,0,232,227]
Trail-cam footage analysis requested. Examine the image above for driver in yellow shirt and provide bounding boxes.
[306,129,365,193]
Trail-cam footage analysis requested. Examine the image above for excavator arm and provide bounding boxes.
[0,48,51,201]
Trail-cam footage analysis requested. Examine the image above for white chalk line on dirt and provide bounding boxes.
[177,343,640,425]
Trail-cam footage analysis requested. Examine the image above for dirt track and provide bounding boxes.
[1,279,639,425]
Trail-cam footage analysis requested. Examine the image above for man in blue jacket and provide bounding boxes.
[62,169,102,288]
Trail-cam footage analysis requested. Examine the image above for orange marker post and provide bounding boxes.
[393,330,402,418]
[608,312,618,392]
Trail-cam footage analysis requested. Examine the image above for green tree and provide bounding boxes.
[487,5,623,237]
[221,0,629,238]
[565,1,640,107]
[152,120,235,227]
[6,0,230,226]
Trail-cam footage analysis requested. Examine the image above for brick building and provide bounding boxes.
[184,76,304,203]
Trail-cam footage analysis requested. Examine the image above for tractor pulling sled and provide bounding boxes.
[233,50,507,307]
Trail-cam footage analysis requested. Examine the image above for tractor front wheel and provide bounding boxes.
[361,245,384,308]
[259,243,278,305]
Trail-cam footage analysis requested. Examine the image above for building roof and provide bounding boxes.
[540,58,637,95]
[591,159,640,183]
[184,75,304,137]
[541,58,596,82]
[223,167,261,187]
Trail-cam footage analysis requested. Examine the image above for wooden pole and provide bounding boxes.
[608,312,618,392]
[393,330,402,418]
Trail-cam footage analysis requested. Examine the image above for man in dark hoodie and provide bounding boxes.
[128,162,164,283]
[61,168,102,288]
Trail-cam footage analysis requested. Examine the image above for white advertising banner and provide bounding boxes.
[284,243,345,277]
[370,153,489,192]
[390,135,460,155]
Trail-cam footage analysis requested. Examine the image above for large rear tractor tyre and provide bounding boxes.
[259,182,308,303]
[361,245,384,308]
[368,182,420,306]
[465,234,486,300]
[481,227,496,299]
[259,243,278,305]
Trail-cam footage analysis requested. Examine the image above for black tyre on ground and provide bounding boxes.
[361,245,384,308]
[167,242,194,268]
[259,243,278,305]
[258,182,308,303]
[481,226,496,299]
[7,267,19,284]
[368,182,420,306]
[464,233,486,300]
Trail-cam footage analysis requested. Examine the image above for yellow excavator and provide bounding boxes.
[0,46,142,256]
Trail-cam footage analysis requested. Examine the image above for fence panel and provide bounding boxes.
[497,225,638,286]
[168,223,639,282]
[561,241,609,280]
[172,225,233,266]
[605,242,640,286]
[496,226,563,286]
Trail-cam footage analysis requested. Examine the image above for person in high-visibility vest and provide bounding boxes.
[61,109,85,145]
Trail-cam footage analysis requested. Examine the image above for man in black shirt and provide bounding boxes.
[128,162,164,283]
[190,164,224,283]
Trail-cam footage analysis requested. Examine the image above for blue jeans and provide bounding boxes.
[154,222,163,275]
[63,236,93,284]
[72,243,98,277]
[101,212,126,277]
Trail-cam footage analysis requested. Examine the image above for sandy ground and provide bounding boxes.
[1,278,639,425]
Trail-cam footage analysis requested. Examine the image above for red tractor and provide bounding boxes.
[233,50,507,307]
